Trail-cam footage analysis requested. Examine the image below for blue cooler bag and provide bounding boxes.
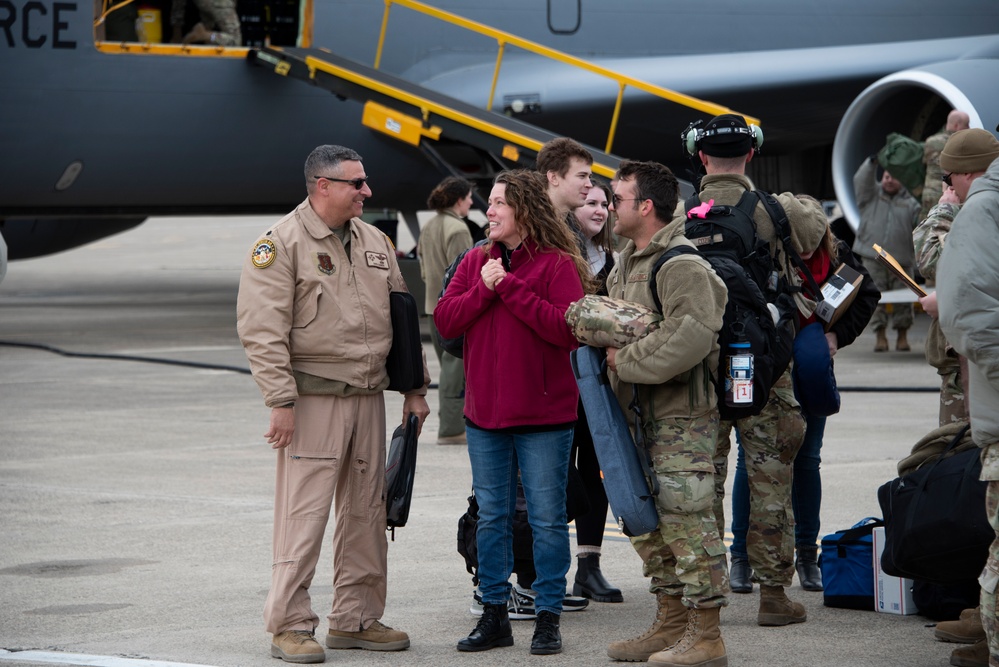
[820,517,883,610]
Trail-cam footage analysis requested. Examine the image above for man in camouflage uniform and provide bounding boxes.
[914,129,999,429]
[921,110,970,219]
[920,129,999,667]
[678,114,827,627]
[171,0,241,46]
[602,160,729,667]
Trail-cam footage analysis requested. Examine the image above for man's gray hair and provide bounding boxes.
[305,145,363,191]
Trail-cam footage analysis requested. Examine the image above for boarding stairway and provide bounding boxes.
[246,0,758,207]
[247,44,621,197]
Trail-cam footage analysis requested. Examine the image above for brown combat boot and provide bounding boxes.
[757,585,807,626]
[950,639,989,667]
[607,593,687,662]
[874,328,889,352]
[896,328,911,351]
[647,607,727,667]
[936,607,986,644]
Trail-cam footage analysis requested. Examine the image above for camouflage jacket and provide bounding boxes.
[921,129,951,219]
[913,202,962,370]
[606,217,727,421]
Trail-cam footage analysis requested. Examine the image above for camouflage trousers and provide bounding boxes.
[630,412,729,609]
[980,479,999,664]
[938,366,968,427]
[713,370,805,587]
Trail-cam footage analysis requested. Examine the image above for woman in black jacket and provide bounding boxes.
[789,226,881,591]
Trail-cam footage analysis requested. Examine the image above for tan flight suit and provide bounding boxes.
[237,199,428,635]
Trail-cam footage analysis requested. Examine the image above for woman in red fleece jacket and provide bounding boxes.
[435,169,590,656]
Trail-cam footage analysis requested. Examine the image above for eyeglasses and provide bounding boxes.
[942,173,953,187]
[612,195,644,207]
[315,176,368,190]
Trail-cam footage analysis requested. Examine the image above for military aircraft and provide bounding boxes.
[1,0,998,262]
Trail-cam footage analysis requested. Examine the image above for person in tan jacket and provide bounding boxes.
[237,144,430,664]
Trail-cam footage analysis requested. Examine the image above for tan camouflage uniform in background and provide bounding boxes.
[913,201,967,425]
[921,129,952,220]
[171,0,241,46]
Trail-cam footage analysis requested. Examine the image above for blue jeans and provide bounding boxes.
[466,424,573,615]
[791,413,826,546]
[730,414,826,557]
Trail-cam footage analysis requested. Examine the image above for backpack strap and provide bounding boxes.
[753,191,823,302]
[686,191,760,263]
[648,245,698,313]
[683,193,702,216]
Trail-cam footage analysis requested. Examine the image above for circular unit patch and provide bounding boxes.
[251,239,277,268]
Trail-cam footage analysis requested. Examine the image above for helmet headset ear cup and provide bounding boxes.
[683,125,702,156]
[682,120,764,156]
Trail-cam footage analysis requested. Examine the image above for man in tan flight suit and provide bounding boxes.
[237,144,430,664]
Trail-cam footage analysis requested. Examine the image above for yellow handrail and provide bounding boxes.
[375,0,760,154]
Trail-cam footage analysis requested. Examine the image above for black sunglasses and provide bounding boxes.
[315,176,368,190]
[942,172,953,187]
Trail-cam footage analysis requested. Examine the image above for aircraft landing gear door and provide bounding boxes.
[547,0,580,35]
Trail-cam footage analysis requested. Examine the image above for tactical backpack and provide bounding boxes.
[434,240,488,358]
[648,191,813,421]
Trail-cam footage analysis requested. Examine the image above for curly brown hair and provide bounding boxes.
[484,170,596,293]
[427,176,473,212]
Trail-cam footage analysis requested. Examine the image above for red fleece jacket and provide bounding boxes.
[434,240,583,430]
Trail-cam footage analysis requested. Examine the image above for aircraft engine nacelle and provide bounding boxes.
[0,217,147,260]
[832,58,999,231]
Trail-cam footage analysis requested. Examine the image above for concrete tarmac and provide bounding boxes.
[0,217,961,666]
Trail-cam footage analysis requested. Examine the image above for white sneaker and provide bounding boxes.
[470,585,587,619]
[512,584,589,616]
[510,584,537,620]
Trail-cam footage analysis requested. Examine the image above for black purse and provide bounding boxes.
[385,291,424,392]
[877,425,991,584]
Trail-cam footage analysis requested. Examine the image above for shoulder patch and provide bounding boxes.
[251,239,276,268]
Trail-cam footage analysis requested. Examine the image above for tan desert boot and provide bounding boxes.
[950,639,989,667]
[896,328,911,351]
[758,585,807,626]
[936,607,985,644]
[647,607,727,667]
[607,593,687,662]
[875,328,889,352]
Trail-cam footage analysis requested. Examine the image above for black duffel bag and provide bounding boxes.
[877,424,992,584]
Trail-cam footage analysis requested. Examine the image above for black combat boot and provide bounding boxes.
[573,554,624,603]
[531,610,562,655]
[457,602,514,652]
[730,555,754,594]
[795,544,823,592]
